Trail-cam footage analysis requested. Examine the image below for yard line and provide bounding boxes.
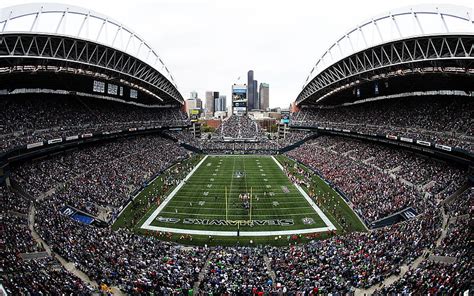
[159,212,317,217]
[164,206,318,211]
[295,183,336,231]
[142,155,338,237]
[169,200,307,204]
[140,155,209,229]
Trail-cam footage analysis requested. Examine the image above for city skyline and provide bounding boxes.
[187,68,272,117]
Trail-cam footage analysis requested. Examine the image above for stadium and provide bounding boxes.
[1,2,472,295]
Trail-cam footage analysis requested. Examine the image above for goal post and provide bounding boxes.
[225,186,228,221]
[249,187,252,222]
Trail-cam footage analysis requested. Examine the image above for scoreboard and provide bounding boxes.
[281,110,290,124]
[232,84,248,115]
[190,109,200,122]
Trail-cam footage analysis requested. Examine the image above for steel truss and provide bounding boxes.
[0,33,184,104]
[297,35,474,105]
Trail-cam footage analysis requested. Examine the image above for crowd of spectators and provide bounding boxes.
[201,141,278,154]
[199,247,272,295]
[1,187,92,294]
[374,187,472,295]
[36,200,206,294]
[287,136,467,222]
[166,129,314,154]
[215,115,264,139]
[12,134,190,218]
[1,126,471,294]
[2,256,91,295]
[1,186,31,215]
[275,130,315,148]
[291,95,473,152]
[0,95,189,153]
[268,211,442,293]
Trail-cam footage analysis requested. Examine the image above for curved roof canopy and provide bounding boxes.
[302,4,474,89]
[0,2,182,102]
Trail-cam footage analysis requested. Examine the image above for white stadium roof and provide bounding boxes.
[303,4,474,89]
[0,2,177,89]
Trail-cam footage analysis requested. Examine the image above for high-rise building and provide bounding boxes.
[253,80,259,109]
[185,99,198,115]
[190,91,198,100]
[205,91,213,116]
[205,91,219,117]
[215,95,226,112]
[247,70,258,110]
[186,91,203,116]
[259,83,269,110]
[195,98,203,109]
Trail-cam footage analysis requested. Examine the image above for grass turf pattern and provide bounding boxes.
[150,155,326,231]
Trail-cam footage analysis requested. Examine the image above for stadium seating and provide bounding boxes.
[1,2,471,294]
[291,96,474,152]
[287,136,467,223]
[374,188,472,295]
[1,99,471,295]
[0,95,189,153]
[215,115,263,139]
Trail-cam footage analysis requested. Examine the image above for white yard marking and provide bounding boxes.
[294,183,336,231]
[140,226,335,237]
[272,155,336,231]
[271,156,285,171]
[141,155,208,229]
[141,155,337,237]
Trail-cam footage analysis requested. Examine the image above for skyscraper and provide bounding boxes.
[247,70,258,110]
[253,80,259,109]
[186,91,203,116]
[259,83,269,110]
[195,98,202,109]
[190,91,198,99]
[205,91,219,117]
[205,91,214,116]
[214,95,226,112]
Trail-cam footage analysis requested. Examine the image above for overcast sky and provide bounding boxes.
[2,0,473,108]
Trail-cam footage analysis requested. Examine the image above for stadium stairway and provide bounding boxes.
[263,255,277,287]
[354,207,449,295]
[27,204,125,296]
[192,254,210,295]
[441,182,471,205]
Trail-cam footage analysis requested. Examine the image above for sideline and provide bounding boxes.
[141,155,209,229]
[272,155,336,231]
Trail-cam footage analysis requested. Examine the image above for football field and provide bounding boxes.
[141,155,336,236]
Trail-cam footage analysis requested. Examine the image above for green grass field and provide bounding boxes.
[114,154,366,246]
[147,155,327,232]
